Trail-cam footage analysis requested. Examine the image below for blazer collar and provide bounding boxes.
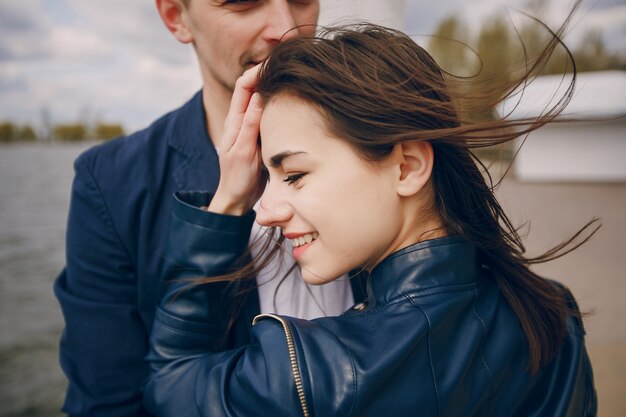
[168,90,220,192]
[367,236,481,307]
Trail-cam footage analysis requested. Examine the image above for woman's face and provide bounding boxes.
[257,96,410,284]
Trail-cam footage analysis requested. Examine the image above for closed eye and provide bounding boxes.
[220,0,260,10]
[282,173,306,186]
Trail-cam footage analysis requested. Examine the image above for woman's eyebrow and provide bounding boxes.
[269,151,307,168]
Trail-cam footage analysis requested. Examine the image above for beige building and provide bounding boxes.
[498,70,626,416]
[320,0,406,30]
[501,70,626,182]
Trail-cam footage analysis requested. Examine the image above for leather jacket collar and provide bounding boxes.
[367,236,481,307]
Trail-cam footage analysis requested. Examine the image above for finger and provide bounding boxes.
[222,65,262,151]
[233,93,263,157]
[230,64,262,113]
[224,65,262,129]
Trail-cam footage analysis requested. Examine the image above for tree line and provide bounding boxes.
[0,121,125,144]
[427,10,624,82]
[425,8,624,160]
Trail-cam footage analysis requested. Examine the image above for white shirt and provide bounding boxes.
[249,221,354,318]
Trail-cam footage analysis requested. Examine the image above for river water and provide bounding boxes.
[0,142,624,416]
[0,142,90,417]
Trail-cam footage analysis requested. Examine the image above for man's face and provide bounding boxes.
[182,0,319,93]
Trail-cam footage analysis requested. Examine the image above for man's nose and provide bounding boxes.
[262,0,300,44]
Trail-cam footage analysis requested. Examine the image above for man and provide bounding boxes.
[54,1,360,415]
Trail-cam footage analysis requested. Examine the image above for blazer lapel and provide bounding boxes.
[168,91,221,193]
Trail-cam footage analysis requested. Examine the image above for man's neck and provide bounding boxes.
[201,77,232,150]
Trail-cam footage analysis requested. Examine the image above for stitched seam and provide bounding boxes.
[357,283,479,318]
[347,345,358,417]
[472,291,493,417]
[157,320,221,338]
[384,239,463,262]
[408,297,440,417]
[77,157,137,269]
[383,282,479,306]
[171,211,247,235]
[193,360,208,417]
[172,154,191,190]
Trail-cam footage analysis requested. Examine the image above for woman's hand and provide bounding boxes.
[208,65,266,216]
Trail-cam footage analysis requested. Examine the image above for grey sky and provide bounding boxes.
[0,0,623,134]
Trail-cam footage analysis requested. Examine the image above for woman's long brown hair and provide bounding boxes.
[193,1,599,372]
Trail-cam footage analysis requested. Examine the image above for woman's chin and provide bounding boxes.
[300,267,340,285]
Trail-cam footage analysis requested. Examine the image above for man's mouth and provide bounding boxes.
[242,52,269,68]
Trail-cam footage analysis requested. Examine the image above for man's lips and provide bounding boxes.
[243,56,267,68]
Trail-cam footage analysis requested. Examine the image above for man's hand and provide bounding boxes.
[208,65,266,216]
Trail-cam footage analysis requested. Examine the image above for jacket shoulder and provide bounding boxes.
[75,108,177,179]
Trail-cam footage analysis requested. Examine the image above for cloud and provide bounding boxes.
[0,1,49,32]
[64,0,189,65]
[0,0,623,134]
[1,56,201,130]
[0,1,113,63]
[49,27,114,61]
[0,62,27,94]
[0,1,51,60]
[0,0,199,131]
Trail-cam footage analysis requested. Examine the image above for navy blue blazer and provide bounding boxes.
[53,92,263,416]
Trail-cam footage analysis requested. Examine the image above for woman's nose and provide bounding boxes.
[256,194,293,228]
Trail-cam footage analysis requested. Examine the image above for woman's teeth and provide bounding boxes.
[290,232,319,247]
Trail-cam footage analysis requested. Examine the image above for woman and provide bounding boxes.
[143,23,597,417]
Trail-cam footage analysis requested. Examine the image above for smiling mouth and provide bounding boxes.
[289,232,319,248]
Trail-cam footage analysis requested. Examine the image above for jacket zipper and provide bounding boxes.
[253,313,310,417]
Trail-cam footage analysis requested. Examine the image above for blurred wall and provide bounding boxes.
[320,0,406,30]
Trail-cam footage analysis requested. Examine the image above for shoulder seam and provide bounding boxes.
[407,297,441,417]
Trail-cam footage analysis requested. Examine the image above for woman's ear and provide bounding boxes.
[156,0,193,44]
[395,141,434,197]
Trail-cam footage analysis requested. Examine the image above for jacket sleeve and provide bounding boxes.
[143,193,303,417]
[53,154,149,416]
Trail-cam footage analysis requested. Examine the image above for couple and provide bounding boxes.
[144,25,596,417]
[55,1,596,416]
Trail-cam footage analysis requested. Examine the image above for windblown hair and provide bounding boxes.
[195,1,598,372]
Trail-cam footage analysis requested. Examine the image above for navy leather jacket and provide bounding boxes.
[144,193,597,417]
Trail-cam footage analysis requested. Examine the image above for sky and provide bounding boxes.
[0,0,624,135]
